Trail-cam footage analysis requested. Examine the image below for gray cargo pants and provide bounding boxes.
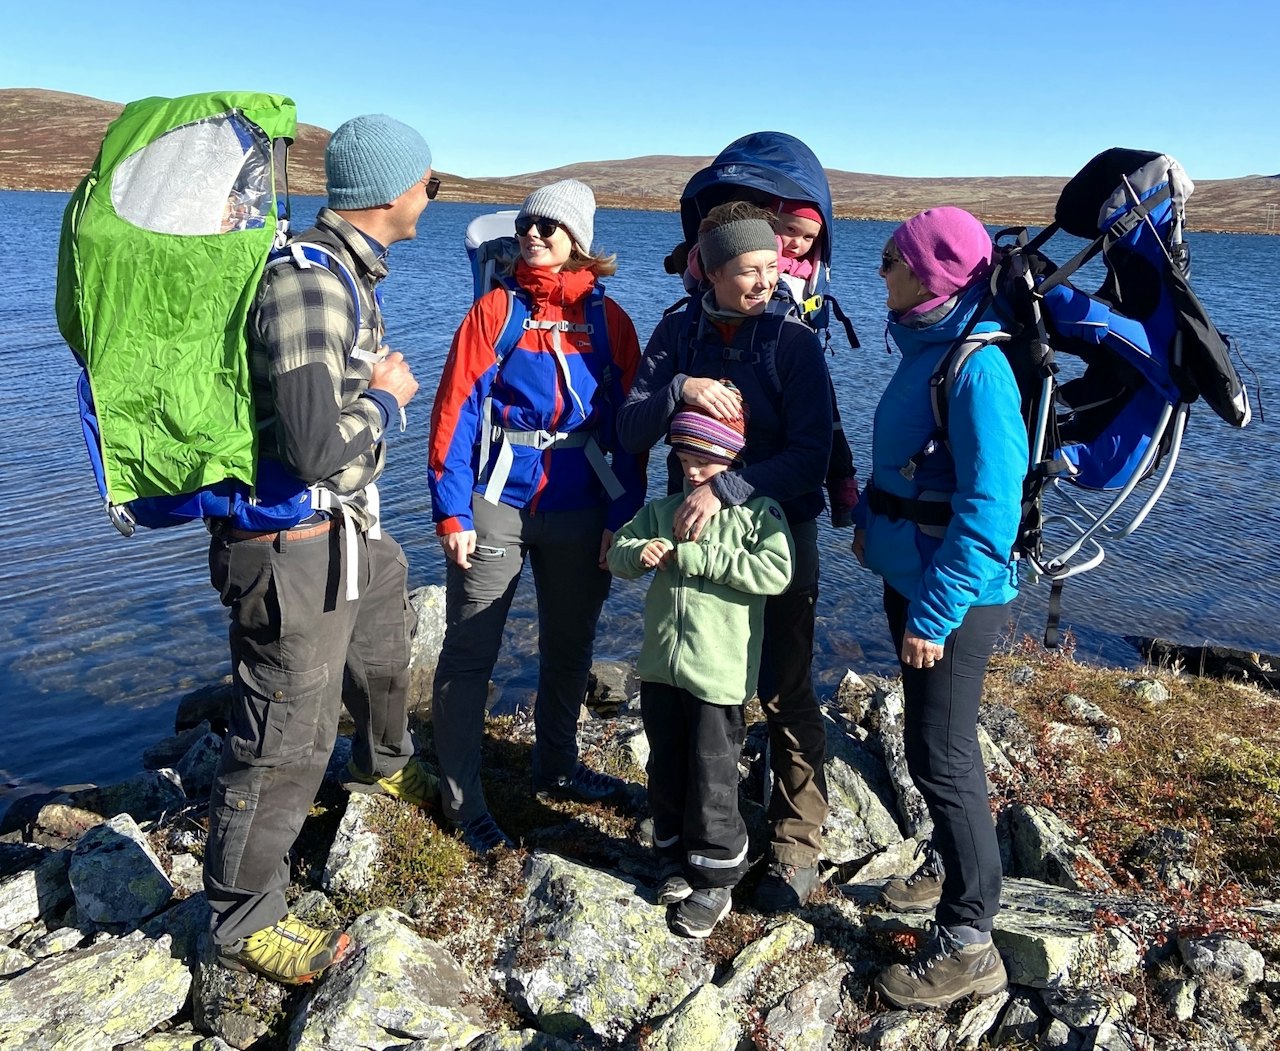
[203,521,415,947]
[431,497,611,823]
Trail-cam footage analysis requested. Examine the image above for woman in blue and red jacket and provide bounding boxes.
[427,179,645,853]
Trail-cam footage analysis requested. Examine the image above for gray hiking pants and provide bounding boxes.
[431,497,611,823]
[203,521,415,947]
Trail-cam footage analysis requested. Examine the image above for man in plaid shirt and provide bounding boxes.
[203,114,437,985]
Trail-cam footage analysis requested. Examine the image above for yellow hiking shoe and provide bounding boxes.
[219,915,351,985]
[344,755,440,811]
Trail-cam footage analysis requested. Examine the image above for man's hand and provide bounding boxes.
[598,529,615,571]
[370,349,418,407]
[681,377,742,421]
[673,484,723,543]
[440,530,476,570]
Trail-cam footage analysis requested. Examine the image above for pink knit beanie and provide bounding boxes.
[892,207,994,315]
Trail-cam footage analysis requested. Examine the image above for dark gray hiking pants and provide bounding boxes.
[884,584,1008,930]
[203,522,415,947]
[431,497,611,823]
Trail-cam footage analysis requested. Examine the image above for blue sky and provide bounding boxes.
[5,0,1275,180]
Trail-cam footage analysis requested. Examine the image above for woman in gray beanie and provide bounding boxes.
[615,201,834,916]
[427,179,647,853]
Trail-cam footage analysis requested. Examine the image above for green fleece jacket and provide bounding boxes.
[608,491,794,704]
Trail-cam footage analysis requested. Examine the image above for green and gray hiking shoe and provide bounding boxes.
[880,844,944,912]
[344,755,440,811]
[219,915,351,985]
[874,924,1008,1010]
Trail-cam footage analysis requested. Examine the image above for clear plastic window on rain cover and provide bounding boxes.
[112,112,272,235]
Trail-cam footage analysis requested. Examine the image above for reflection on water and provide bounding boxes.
[2,190,1277,802]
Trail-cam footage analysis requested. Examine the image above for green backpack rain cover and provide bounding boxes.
[56,91,296,507]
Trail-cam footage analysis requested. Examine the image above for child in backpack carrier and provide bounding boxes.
[681,197,858,528]
[768,198,860,526]
[607,389,794,939]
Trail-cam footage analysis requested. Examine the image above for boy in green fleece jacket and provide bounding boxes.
[608,389,793,938]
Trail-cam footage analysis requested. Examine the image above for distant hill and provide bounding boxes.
[2,89,1276,232]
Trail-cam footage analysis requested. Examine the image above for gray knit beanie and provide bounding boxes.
[698,218,778,274]
[518,178,596,253]
[325,115,433,209]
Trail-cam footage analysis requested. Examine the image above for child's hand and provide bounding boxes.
[640,538,674,571]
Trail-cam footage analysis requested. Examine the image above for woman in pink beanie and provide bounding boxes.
[852,206,1026,1010]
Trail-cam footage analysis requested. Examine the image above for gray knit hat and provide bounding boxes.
[698,218,778,274]
[517,179,596,253]
[325,115,433,209]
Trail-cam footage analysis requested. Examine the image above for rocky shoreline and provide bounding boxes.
[1,586,1277,1050]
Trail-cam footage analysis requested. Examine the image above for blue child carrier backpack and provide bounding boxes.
[911,148,1253,645]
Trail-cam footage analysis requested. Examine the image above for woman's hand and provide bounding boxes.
[597,529,615,571]
[673,484,723,543]
[901,630,945,670]
[639,538,674,571]
[681,377,742,421]
[851,527,867,567]
[440,530,477,570]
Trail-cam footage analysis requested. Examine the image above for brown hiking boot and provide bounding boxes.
[880,841,943,913]
[874,925,1008,1010]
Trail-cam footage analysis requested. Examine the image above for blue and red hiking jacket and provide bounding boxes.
[428,261,646,534]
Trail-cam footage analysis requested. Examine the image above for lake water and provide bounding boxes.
[2,189,1277,808]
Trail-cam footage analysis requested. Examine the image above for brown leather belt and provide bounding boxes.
[224,518,334,543]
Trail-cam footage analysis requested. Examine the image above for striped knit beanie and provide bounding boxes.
[667,384,748,466]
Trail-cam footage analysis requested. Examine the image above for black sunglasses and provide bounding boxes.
[880,250,903,272]
[515,215,560,238]
[424,176,441,200]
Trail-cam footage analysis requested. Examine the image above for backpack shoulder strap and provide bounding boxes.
[267,241,363,356]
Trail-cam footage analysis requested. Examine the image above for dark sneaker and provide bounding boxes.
[344,756,440,812]
[881,844,944,913]
[218,915,351,985]
[455,812,515,855]
[874,925,1008,1010]
[536,763,626,804]
[754,858,819,912]
[653,855,691,904]
[670,886,733,938]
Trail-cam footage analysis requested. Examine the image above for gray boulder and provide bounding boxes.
[1178,934,1265,986]
[822,712,906,865]
[175,732,223,801]
[68,813,173,925]
[409,584,447,673]
[321,792,383,895]
[1006,802,1113,892]
[501,852,714,1044]
[762,961,849,1049]
[720,915,815,999]
[142,721,214,770]
[645,984,742,1051]
[0,931,191,1051]
[0,847,70,933]
[290,908,487,1051]
[64,769,186,824]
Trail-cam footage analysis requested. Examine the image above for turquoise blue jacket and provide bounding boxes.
[853,284,1027,643]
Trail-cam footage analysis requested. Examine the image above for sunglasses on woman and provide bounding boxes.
[880,251,904,272]
[515,216,560,238]
[424,176,441,200]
